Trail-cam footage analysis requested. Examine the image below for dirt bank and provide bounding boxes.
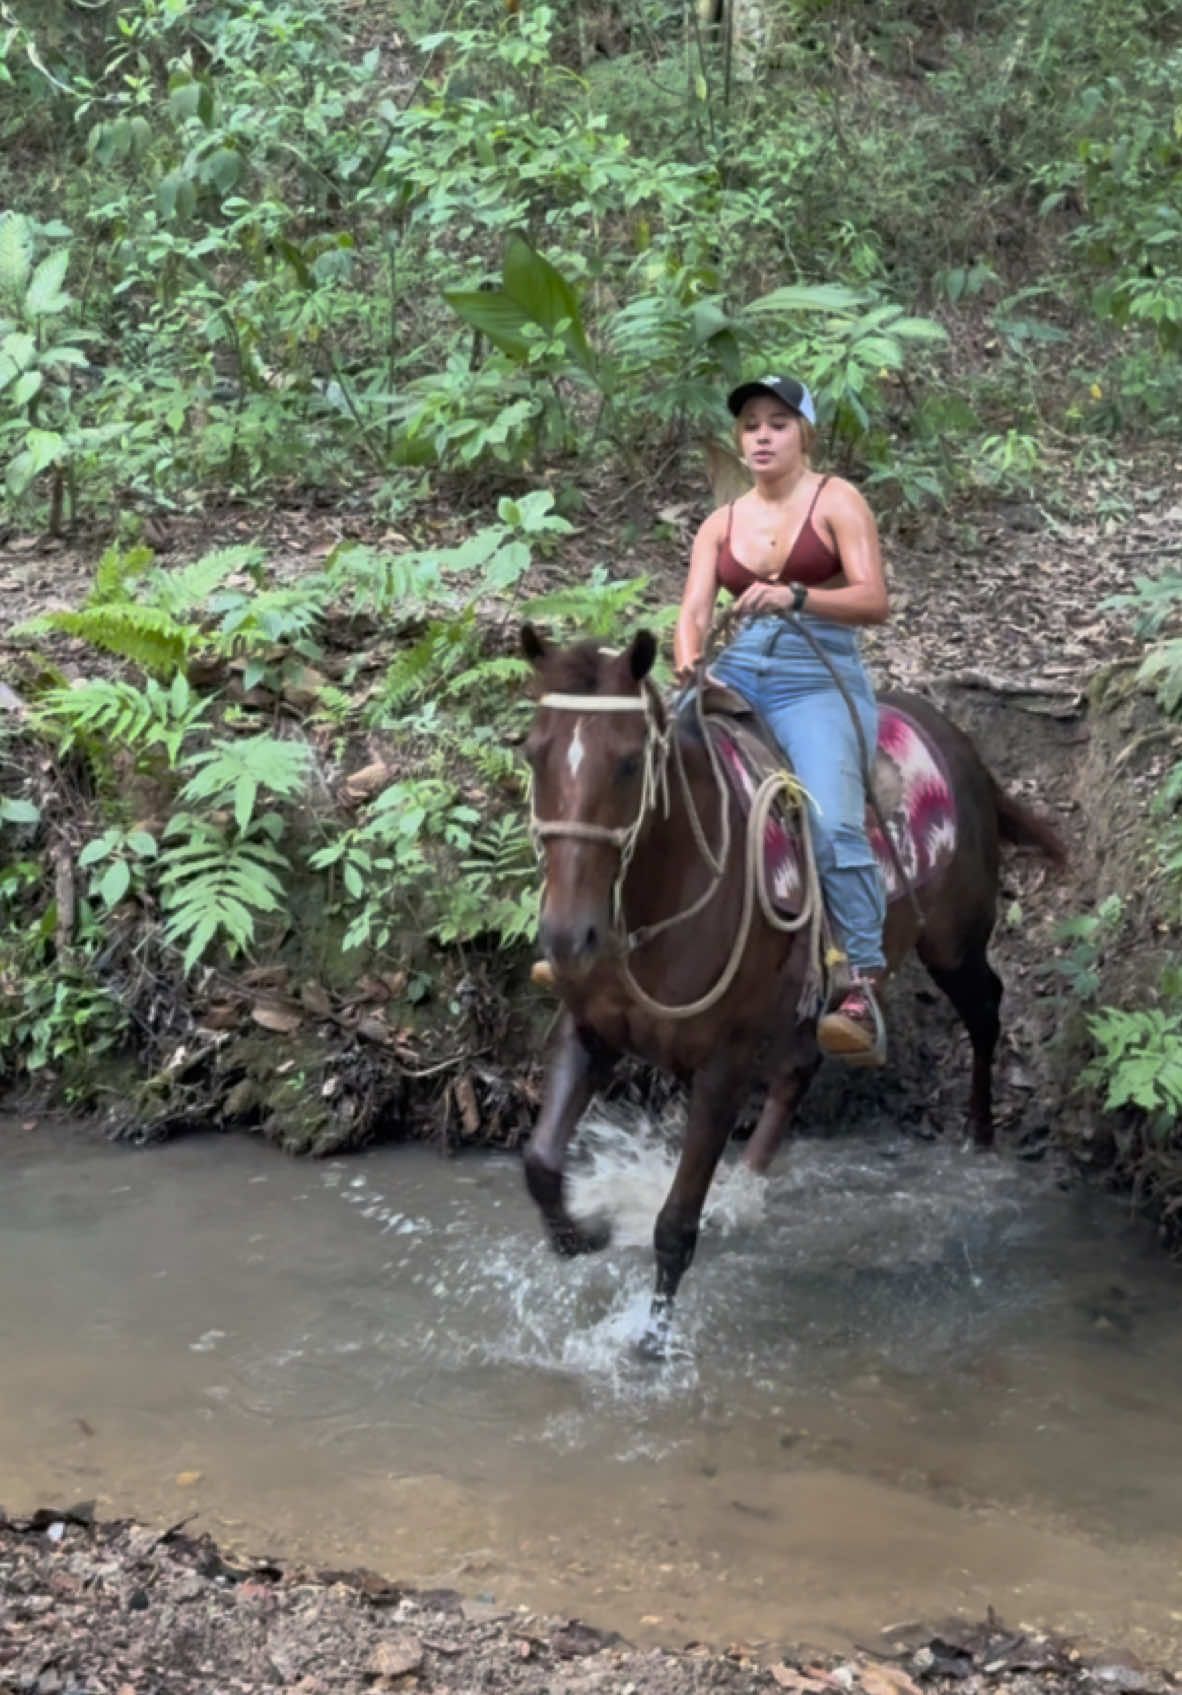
[2,1508,1175,1695]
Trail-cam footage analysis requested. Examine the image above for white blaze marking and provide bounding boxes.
[567,720,586,779]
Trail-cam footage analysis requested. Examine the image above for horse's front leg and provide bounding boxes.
[523,1013,617,1257]
[640,1056,743,1357]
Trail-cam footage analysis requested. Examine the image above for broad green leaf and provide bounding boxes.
[501,233,595,374]
[40,344,89,369]
[23,427,65,474]
[689,301,734,344]
[79,837,115,867]
[127,831,158,857]
[0,796,39,824]
[7,429,63,494]
[1,330,36,377]
[24,248,70,319]
[168,78,203,120]
[203,147,242,194]
[484,539,531,591]
[0,212,32,300]
[9,369,42,407]
[889,315,949,343]
[744,283,866,316]
[444,289,534,361]
[98,858,132,907]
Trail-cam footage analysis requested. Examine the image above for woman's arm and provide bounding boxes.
[674,506,727,672]
[735,479,889,627]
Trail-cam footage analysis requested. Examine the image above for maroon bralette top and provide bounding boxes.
[716,477,837,595]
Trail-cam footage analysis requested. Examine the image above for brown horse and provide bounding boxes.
[520,623,1065,1352]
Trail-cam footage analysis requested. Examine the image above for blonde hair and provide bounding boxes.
[732,411,816,465]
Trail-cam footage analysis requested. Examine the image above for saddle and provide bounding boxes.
[692,683,957,913]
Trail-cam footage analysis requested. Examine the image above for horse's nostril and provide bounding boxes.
[582,925,599,955]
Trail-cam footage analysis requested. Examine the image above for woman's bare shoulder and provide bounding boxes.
[818,474,874,518]
[695,502,733,540]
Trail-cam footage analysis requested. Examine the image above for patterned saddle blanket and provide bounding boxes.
[703,697,958,911]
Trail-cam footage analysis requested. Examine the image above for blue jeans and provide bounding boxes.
[710,614,886,973]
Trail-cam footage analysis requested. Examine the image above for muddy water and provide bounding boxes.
[3,1114,1182,1662]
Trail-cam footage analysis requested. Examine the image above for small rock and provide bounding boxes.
[366,1635,424,1679]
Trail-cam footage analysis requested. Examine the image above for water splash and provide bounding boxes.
[568,1105,768,1249]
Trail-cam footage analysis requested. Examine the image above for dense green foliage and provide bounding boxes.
[1,0,1181,1184]
[2,0,1179,528]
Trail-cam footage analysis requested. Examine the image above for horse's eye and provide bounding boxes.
[616,753,642,783]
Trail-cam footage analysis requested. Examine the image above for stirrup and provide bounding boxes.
[816,976,888,1069]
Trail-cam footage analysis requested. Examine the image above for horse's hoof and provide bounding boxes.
[550,1214,611,1258]
[635,1301,673,1362]
[635,1323,669,1363]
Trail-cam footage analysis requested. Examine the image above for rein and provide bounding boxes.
[528,676,823,1021]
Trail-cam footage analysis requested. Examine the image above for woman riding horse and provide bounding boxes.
[675,374,889,1063]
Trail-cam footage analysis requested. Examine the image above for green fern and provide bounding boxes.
[16,604,195,675]
[92,543,155,605]
[1138,638,1182,717]
[211,580,327,652]
[31,673,209,764]
[147,545,263,619]
[370,624,457,715]
[179,735,312,831]
[521,568,656,639]
[158,815,290,973]
[443,654,532,701]
[1102,571,1182,640]
[325,541,444,619]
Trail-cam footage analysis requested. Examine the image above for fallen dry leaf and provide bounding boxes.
[174,1470,202,1488]
[198,1001,241,1030]
[858,1660,925,1695]
[344,760,393,801]
[299,980,333,1017]
[771,1665,837,1694]
[250,1001,303,1034]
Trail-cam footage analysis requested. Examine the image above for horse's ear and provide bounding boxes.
[521,622,547,665]
[627,629,657,682]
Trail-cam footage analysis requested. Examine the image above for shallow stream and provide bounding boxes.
[3,1114,1181,1660]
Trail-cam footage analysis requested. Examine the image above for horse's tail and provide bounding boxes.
[992,777,1068,866]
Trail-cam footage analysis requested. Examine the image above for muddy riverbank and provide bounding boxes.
[3,1506,1178,1695]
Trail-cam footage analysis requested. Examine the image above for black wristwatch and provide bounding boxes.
[790,582,808,614]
